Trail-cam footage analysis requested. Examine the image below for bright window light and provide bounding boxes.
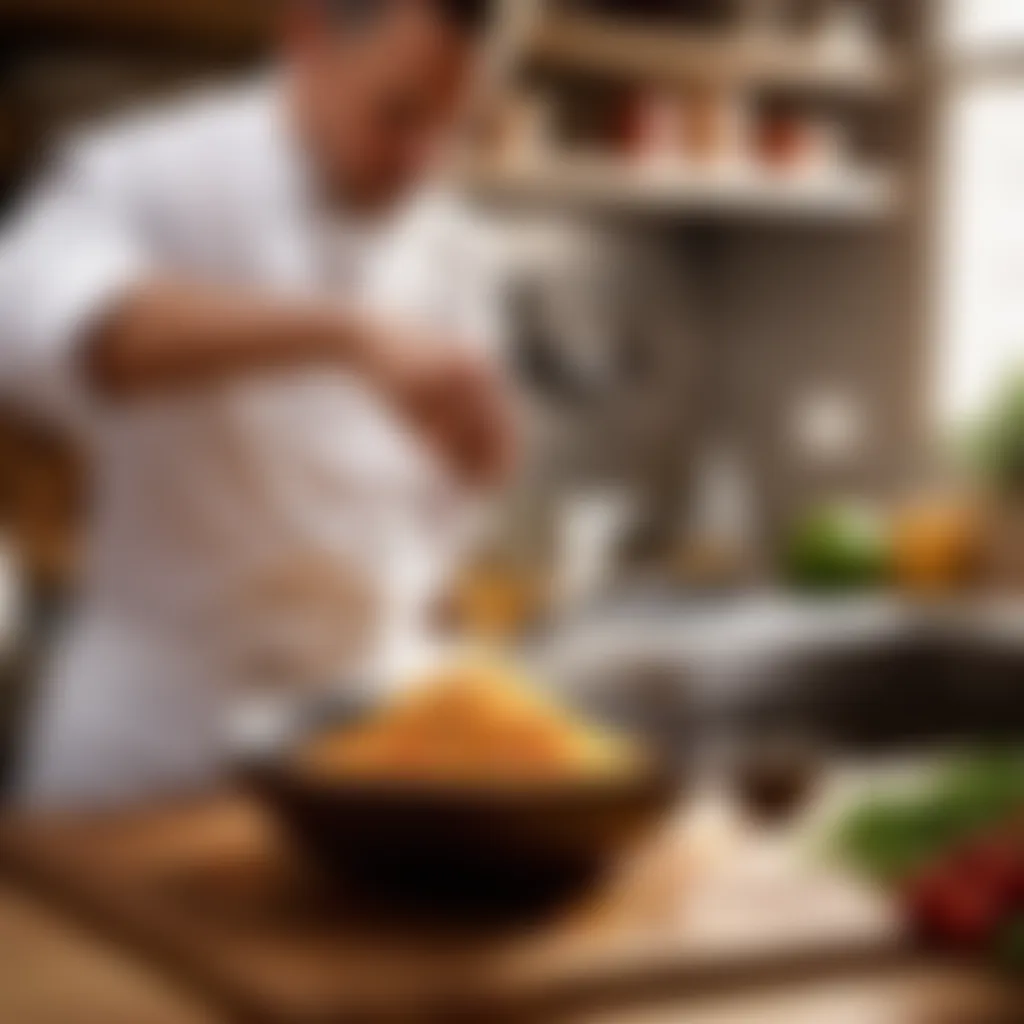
[936,2,1024,429]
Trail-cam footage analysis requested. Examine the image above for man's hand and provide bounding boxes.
[83,281,517,488]
[354,323,517,488]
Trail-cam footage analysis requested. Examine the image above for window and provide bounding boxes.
[945,0,1024,52]
[936,0,1024,427]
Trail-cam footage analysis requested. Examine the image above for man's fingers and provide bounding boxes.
[386,342,516,487]
[424,366,516,486]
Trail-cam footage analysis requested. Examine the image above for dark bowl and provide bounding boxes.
[239,696,686,919]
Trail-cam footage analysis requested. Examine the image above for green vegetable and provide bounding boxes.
[833,752,1024,883]
[784,502,890,593]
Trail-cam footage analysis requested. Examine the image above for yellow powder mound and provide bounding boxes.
[299,658,644,786]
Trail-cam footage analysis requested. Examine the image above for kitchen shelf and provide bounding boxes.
[526,15,905,98]
[460,160,901,222]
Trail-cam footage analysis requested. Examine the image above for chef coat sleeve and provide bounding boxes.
[0,137,151,422]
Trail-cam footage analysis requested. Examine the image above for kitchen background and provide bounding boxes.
[0,0,1020,681]
[1,2,1024,1020]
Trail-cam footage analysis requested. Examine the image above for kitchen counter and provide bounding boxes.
[1,597,1022,1021]
[0,881,217,1024]
[0,786,895,1022]
[1,763,1021,1023]
[0,879,1020,1024]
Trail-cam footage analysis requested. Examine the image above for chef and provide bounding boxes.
[0,0,515,808]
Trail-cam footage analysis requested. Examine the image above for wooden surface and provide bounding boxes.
[0,788,912,1024]
[574,968,1024,1024]
[1,880,1021,1024]
[0,883,218,1024]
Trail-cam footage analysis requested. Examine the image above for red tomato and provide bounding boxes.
[903,867,1007,949]
[951,833,1024,905]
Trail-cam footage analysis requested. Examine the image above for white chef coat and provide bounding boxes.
[0,77,504,809]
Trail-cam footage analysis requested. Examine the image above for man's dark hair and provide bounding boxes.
[324,0,496,36]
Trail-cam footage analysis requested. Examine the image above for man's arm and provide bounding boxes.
[84,280,370,394]
[0,144,514,486]
[85,280,515,486]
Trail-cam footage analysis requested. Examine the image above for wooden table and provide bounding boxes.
[0,882,217,1024]
[1,881,1022,1024]
[0,788,1020,1023]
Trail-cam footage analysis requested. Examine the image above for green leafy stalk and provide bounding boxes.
[833,752,1024,883]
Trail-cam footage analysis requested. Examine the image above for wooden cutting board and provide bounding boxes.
[0,786,907,1023]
